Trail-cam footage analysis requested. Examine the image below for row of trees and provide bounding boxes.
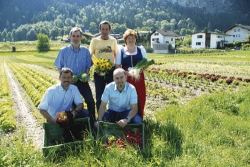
[2,0,249,42]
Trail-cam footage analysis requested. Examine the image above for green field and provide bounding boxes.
[0,48,250,166]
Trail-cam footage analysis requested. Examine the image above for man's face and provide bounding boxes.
[99,24,110,38]
[113,71,126,90]
[70,31,82,45]
[59,72,72,89]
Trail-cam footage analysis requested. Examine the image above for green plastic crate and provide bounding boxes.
[42,117,93,156]
[97,122,145,150]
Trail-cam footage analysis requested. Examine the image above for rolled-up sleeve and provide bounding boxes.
[129,87,138,105]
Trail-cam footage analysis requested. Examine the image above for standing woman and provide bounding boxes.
[115,29,147,119]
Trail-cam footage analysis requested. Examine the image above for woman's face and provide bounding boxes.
[125,35,136,46]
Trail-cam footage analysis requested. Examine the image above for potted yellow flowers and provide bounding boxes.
[92,56,113,76]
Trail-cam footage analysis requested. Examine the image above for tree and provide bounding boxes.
[6,32,12,41]
[39,27,49,36]
[214,29,221,34]
[26,29,37,41]
[36,34,50,52]
[182,35,192,47]
[50,26,59,40]
[203,27,208,33]
[89,22,97,34]
[245,34,250,42]
[11,29,16,41]
[0,32,3,42]
[234,40,241,48]
[59,28,64,38]
[2,29,7,41]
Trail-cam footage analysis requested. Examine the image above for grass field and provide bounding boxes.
[0,46,250,166]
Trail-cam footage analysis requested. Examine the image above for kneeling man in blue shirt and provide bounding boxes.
[95,68,143,128]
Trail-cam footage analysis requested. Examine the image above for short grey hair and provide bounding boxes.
[60,68,73,77]
[69,27,83,36]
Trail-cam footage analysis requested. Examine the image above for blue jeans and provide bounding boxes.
[94,68,115,110]
[102,109,142,124]
[74,109,89,119]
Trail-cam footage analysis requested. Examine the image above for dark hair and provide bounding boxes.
[69,27,83,36]
[99,21,111,30]
[60,68,73,76]
[123,29,137,45]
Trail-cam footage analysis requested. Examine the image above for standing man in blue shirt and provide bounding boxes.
[95,68,142,128]
[54,27,95,126]
[38,68,89,124]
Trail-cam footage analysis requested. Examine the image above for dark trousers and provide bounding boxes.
[74,81,95,126]
[94,68,114,111]
[103,109,143,123]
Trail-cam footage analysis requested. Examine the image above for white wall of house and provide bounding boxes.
[210,34,226,48]
[225,26,250,43]
[151,31,176,48]
[191,33,206,48]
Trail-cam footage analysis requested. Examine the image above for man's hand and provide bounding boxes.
[71,110,77,119]
[117,119,128,127]
[94,120,100,128]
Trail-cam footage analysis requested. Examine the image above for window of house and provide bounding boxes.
[234,29,236,32]
[171,38,173,41]
[233,35,235,37]
[197,35,203,38]
[236,34,237,37]
[239,34,240,37]
[196,42,201,45]
[238,29,240,32]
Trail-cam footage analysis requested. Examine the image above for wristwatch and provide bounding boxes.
[126,117,131,123]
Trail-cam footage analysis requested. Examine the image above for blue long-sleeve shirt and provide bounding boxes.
[54,44,93,75]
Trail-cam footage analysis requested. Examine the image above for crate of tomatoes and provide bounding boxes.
[97,122,145,150]
[42,115,94,157]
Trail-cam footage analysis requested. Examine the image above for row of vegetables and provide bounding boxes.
[144,67,249,102]
[0,62,16,132]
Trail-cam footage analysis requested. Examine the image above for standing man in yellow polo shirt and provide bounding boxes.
[89,21,118,111]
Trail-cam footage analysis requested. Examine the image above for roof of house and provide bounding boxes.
[224,24,250,32]
[191,32,230,36]
[152,30,179,37]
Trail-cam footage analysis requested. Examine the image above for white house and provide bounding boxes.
[191,24,250,49]
[151,30,179,53]
[191,32,228,49]
[224,24,250,43]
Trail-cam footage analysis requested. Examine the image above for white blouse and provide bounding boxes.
[115,45,147,65]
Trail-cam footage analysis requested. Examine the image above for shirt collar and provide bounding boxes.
[114,82,127,92]
[70,44,81,51]
[59,84,72,92]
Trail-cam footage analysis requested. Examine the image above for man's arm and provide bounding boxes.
[97,101,108,121]
[40,109,57,124]
[71,103,83,118]
[127,103,138,121]
[117,103,138,127]
[94,101,107,128]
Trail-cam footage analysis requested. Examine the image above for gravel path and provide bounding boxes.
[4,62,44,149]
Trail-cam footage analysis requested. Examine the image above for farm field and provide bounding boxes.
[0,50,250,166]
